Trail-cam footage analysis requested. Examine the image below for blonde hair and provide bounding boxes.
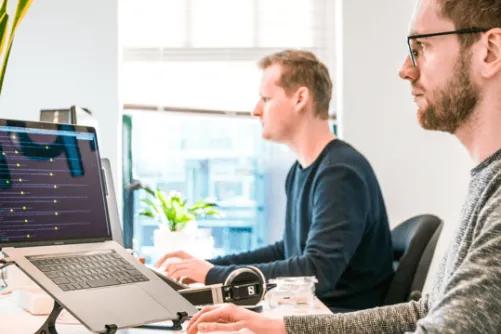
[258,50,332,119]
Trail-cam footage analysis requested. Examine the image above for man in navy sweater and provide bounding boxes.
[155,50,394,311]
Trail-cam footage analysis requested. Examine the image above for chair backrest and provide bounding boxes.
[383,214,443,305]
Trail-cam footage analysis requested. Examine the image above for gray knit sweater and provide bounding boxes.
[284,149,501,333]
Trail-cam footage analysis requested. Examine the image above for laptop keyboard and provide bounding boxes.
[28,250,150,292]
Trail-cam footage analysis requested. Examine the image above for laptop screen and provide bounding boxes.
[0,120,111,247]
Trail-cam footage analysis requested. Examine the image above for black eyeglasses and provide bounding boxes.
[407,28,488,66]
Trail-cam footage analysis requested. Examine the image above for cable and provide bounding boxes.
[0,258,16,290]
[1,268,6,288]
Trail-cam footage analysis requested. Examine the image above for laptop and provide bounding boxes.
[100,157,124,247]
[101,157,188,291]
[0,119,197,332]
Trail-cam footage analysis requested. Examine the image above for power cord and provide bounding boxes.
[1,268,6,288]
[0,258,16,290]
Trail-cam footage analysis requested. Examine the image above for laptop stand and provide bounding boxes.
[35,299,189,333]
[34,299,117,334]
[135,311,189,331]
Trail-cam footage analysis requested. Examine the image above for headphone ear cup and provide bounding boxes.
[224,266,266,306]
[246,265,266,287]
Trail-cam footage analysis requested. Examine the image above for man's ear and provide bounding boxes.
[481,28,501,79]
[294,86,310,113]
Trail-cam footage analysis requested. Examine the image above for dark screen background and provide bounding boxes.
[0,126,110,244]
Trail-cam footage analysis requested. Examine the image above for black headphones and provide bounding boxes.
[152,265,274,309]
[140,266,271,331]
[222,266,268,307]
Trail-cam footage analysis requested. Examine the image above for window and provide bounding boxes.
[122,61,260,110]
[125,111,279,262]
[120,0,335,263]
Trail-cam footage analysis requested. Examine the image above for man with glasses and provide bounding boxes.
[184,0,501,333]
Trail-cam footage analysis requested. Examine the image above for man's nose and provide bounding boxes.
[252,101,262,117]
[399,56,419,82]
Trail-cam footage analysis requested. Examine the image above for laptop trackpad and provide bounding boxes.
[67,285,173,331]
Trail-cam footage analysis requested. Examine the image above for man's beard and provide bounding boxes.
[419,52,480,134]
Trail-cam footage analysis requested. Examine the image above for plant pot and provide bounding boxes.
[152,226,214,263]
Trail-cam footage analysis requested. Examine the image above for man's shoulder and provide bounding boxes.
[319,140,373,174]
[473,157,501,209]
[476,167,501,218]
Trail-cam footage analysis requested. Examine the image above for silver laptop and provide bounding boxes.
[100,157,124,247]
[0,119,197,332]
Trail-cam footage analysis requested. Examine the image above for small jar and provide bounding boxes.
[266,276,318,309]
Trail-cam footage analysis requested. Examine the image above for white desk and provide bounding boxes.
[0,292,331,333]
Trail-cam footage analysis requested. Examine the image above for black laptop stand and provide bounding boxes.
[35,300,118,334]
[35,299,189,333]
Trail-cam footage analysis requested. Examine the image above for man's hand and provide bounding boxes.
[155,250,194,267]
[154,250,214,284]
[186,304,286,334]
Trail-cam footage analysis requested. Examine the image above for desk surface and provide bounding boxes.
[0,291,331,333]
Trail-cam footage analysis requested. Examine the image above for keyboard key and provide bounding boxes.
[46,272,59,279]
[123,264,136,270]
[87,278,120,288]
[80,282,91,289]
[53,277,70,285]
[127,270,143,276]
[72,283,82,290]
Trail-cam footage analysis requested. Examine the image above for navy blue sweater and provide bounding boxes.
[206,139,394,311]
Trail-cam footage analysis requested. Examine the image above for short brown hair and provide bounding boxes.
[438,0,501,48]
[258,50,332,120]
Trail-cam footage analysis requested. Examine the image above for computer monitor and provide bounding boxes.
[40,108,76,125]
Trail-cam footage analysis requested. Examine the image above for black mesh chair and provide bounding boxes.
[383,214,443,305]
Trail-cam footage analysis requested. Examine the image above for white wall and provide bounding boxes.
[0,0,121,204]
[336,0,472,291]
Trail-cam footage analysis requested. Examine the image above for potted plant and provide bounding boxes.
[135,183,222,260]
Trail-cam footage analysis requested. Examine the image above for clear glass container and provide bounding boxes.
[266,276,318,309]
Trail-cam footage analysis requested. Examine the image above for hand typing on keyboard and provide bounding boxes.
[155,250,214,284]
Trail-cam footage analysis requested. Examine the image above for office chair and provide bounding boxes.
[383,214,443,305]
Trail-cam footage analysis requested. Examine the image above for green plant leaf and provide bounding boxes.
[141,198,159,214]
[135,186,222,232]
[0,0,34,95]
[172,200,183,222]
[0,1,7,15]
[143,186,156,197]
[0,1,9,57]
[11,0,33,30]
[156,188,167,206]
[188,201,218,215]
[203,209,221,216]
[156,189,171,218]
[138,210,156,219]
